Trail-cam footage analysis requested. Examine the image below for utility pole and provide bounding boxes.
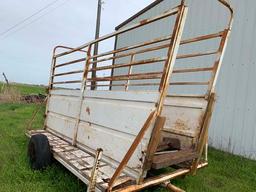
[91,0,102,90]
[2,73,9,85]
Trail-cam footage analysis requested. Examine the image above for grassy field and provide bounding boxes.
[0,82,46,95]
[0,83,256,192]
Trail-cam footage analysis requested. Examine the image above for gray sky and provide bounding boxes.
[0,0,153,85]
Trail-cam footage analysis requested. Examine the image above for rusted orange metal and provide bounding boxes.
[28,0,234,191]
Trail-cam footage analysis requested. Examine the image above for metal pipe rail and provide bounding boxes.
[43,1,234,191]
[48,0,233,93]
[49,28,227,93]
[49,6,180,91]
[54,7,180,58]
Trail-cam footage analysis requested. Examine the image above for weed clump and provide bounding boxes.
[0,85,21,103]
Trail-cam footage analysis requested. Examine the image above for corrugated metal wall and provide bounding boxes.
[114,0,256,159]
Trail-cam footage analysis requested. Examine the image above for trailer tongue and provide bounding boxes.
[27,0,233,191]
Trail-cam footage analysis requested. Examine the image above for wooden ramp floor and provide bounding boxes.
[27,130,135,191]
[152,149,198,170]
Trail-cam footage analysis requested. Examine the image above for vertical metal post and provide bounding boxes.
[44,49,57,130]
[91,0,102,90]
[125,54,135,91]
[109,35,118,91]
[207,29,231,95]
[205,142,208,161]
[87,148,103,192]
[72,45,92,146]
[138,4,188,183]
[191,93,216,175]
[157,5,188,116]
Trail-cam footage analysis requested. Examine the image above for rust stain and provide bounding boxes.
[140,19,148,25]
[195,111,206,134]
[132,164,142,169]
[86,107,90,115]
[174,118,189,130]
[198,112,205,127]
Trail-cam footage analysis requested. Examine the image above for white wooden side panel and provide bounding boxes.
[80,99,155,137]
[46,90,158,177]
[50,89,159,103]
[164,96,208,108]
[76,122,151,173]
[48,95,79,118]
[162,97,207,137]
[45,113,151,175]
[46,112,75,138]
[48,95,156,137]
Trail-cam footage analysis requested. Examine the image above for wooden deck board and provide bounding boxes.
[152,149,198,169]
[28,130,136,190]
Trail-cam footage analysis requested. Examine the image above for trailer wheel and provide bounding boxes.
[28,134,52,170]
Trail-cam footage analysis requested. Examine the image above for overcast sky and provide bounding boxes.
[0,0,153,85]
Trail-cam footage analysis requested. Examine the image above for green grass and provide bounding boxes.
[0,83,256,192]
[0,103,85,192]
[0,82,46,95]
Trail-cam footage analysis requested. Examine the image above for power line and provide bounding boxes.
[0,0,61,37]
[0,0,70,40]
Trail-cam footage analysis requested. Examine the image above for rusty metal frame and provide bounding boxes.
[46,5,184,150]
[114,162,208,192]
[38,0,234,191]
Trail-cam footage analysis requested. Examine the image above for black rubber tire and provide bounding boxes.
[28,134,52,170]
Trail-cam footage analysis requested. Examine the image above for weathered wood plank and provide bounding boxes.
[152,149,198,169]
[27,130,137,191]
[143,116,166,172]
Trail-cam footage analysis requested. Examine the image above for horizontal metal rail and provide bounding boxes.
[53,49,217,71]
[173,67,214,73]
[88,49,218,72]
[55,7,179,58]
[90,35,172,60]
[76,32,223,66]
[88,57,167,72]
[52,80,82,85]
[87,71,163,82]
[52,32,223,72]
[54,45,87,54]
[167,94,207,98]
[55,58,86,68]
[53,70,83,77]
[89,31,223,64]
[177,51,218,59]
[170,81,209,85]
[180,31,224,45]
[89,44,170,65]
[53,31,223,68]
[86,81,209,88]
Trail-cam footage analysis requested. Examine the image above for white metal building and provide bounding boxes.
[113,0,256,159]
